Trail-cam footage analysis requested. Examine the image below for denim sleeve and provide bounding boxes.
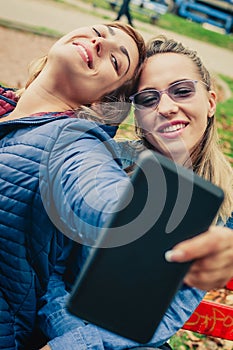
[39,266,205,349]
[39,222,207,348]
[225,213,233,229]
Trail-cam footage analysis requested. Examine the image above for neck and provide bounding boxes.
[2,81,76,122]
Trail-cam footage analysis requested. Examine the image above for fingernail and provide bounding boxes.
[165,250,184,262]
[165,250,173,262]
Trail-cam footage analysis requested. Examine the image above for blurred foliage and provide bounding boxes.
[216,75,233,163]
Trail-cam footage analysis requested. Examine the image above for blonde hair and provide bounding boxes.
[136,35,233,222]
[16,22,146,124]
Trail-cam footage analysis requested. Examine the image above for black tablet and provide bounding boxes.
[67,149,224,343]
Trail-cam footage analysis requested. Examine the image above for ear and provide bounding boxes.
[207,90,217,118]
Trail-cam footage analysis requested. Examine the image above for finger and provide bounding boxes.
[165,226,233,262]
[184,269,231,290]
[189,250,230,272]
[184,257,233,290]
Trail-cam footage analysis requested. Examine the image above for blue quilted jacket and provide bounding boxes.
[0,110,124,349]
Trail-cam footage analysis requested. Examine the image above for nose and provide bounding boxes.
[91,36,117,56]
[157,92,179,117]
[91,37,103,55]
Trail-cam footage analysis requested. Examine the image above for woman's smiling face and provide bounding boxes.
[135,53,217,163]
[45,24,139,105]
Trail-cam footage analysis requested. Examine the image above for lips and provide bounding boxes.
[73,42,93,68]
[157,121,188,138]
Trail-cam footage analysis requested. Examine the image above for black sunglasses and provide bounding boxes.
[130,80,199,110]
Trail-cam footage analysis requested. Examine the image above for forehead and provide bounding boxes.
[139,53,197,87]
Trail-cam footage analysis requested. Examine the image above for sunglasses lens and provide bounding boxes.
[133,90,160,109]
[169,80,196,101]
[131,80,197,110]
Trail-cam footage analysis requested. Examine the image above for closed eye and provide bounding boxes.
[142,94,159,106]
[92,27,102,37]
[173,87,193,97]
[93,27,119,74]
[111,54,119,73]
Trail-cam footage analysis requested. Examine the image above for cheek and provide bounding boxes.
[135,113,154,134]
[95,72,122,96]
[194,107,209,135]
[186,112,209,152]
[184,97,209,133]
[195,119,209,145]
[82,84,102,104]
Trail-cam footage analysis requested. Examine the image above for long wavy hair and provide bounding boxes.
[135,35,233,222]
[16,22,146,124]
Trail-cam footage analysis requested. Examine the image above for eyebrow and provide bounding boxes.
[120,46,130,75]
[106,26,131,76]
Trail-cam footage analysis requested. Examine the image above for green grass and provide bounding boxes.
[170,330,208,349]
[0,18,62,38]
[157,13,233,50]
[216,75,233,160]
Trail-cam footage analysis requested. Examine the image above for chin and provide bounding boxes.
[150,136,188,160]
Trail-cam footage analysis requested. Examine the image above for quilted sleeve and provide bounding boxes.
[0,290,16,350]
[39,119,130,247]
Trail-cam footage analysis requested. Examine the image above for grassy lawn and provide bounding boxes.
[216,75,233,162]
[157,12,233,51]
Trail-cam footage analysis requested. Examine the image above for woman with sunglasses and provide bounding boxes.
[130,36,233,231]
[126,35,233,290]
[0,22,147,349]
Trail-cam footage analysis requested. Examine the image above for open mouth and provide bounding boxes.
[159,122,188,134]
[73,43,93,68]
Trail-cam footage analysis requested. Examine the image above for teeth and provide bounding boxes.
[162,123,186,133]
[77,45,89,63]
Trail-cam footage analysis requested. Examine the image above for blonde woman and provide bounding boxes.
[0,22,146,349]
[128,36,233,291]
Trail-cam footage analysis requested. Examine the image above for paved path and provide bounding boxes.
[0,0,233,78]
